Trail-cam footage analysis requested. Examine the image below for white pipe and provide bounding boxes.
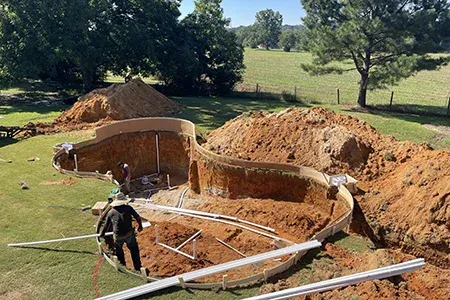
[176,230,203,250]
[159,210,282,242]
[177,187,189,208]
[144,203,276,233]
[74,154,78,172]
[8,232,113,247]
[157,242,196,260]
[8,222,152,247]
[156,134,160,174]
[167,174,171,188]
[216,238,247,258]
[244,259,425,300]
[193,239,197,259]
[96,241,321,300]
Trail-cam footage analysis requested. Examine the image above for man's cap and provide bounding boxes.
[110,192,129,207]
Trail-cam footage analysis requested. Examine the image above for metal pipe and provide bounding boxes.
[157,242,196,260]
[216,238,247,258]
[176,230,203,251]
[8,222,152,247]
[244,259,425,300]
[144,203,276,234]
[156,134,160,174]
[74,154,78,172]
[8,232,113,247]
[96,241,321,300]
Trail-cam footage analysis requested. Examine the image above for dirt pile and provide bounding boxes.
[204,109,375,177]
[204,107,450,269]
[56,78,179,126]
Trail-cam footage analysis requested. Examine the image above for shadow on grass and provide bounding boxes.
[135,282,262,300]
[0,137,19,148]
[342,105,450,128]
[13,246,97,255]
[266,247,324,285]
[0,105,68,116]
[175,96,309,131]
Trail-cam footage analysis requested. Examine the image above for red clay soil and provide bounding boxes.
[57,78,179,125]
[24,78,179,134]
[194,193,348,243]
[123,221,282,282]
[126,180,348,282]
[204,108,450,274]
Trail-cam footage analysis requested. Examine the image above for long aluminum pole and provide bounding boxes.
[8,222,151,247]
[8,233,113,247]
[245,259,425,300]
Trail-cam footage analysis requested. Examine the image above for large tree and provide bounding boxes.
[279,30,298,52]
[301,0,449,107]
[253,9,283,50]
[161,0,244,95]
[0,0,181,91]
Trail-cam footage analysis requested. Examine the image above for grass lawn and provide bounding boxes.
[1,94,450,299]
[242,48,450,115]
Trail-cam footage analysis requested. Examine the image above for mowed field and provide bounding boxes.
[240,49,450,115]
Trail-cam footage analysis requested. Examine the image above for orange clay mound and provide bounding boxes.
[56,78,179,125]
[204,107,450,268]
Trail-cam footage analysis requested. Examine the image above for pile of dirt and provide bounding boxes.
[204,107,450,269]
[20,79,180,135]
[56,78,179,125]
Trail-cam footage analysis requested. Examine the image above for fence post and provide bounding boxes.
[390,92,394,110]
[294,86,297,101]
[447,95,450,116]
[337,88,340,105]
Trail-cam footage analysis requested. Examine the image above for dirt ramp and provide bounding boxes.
[56,78,179,125]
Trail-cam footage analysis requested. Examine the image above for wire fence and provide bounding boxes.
[234,83,450,117]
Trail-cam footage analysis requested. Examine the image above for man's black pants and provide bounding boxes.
[115,233,142,271]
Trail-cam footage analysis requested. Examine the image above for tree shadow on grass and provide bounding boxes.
[176,96,309,132]
[342,104,450,128]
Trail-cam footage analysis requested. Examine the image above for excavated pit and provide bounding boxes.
[57,127,349,283]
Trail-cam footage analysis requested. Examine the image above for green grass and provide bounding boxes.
[176,96,302,132]
[0,105,68,127]
[241,48,450,115]
[327,232,375,254]
[1,87,450,298]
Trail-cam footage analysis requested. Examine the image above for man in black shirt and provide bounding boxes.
[100,193,143,271]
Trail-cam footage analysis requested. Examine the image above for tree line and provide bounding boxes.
[234,10,307,52]
[1,0,449,107]
[0,0,244,95]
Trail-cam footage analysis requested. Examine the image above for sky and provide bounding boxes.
[179,0,306,27]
